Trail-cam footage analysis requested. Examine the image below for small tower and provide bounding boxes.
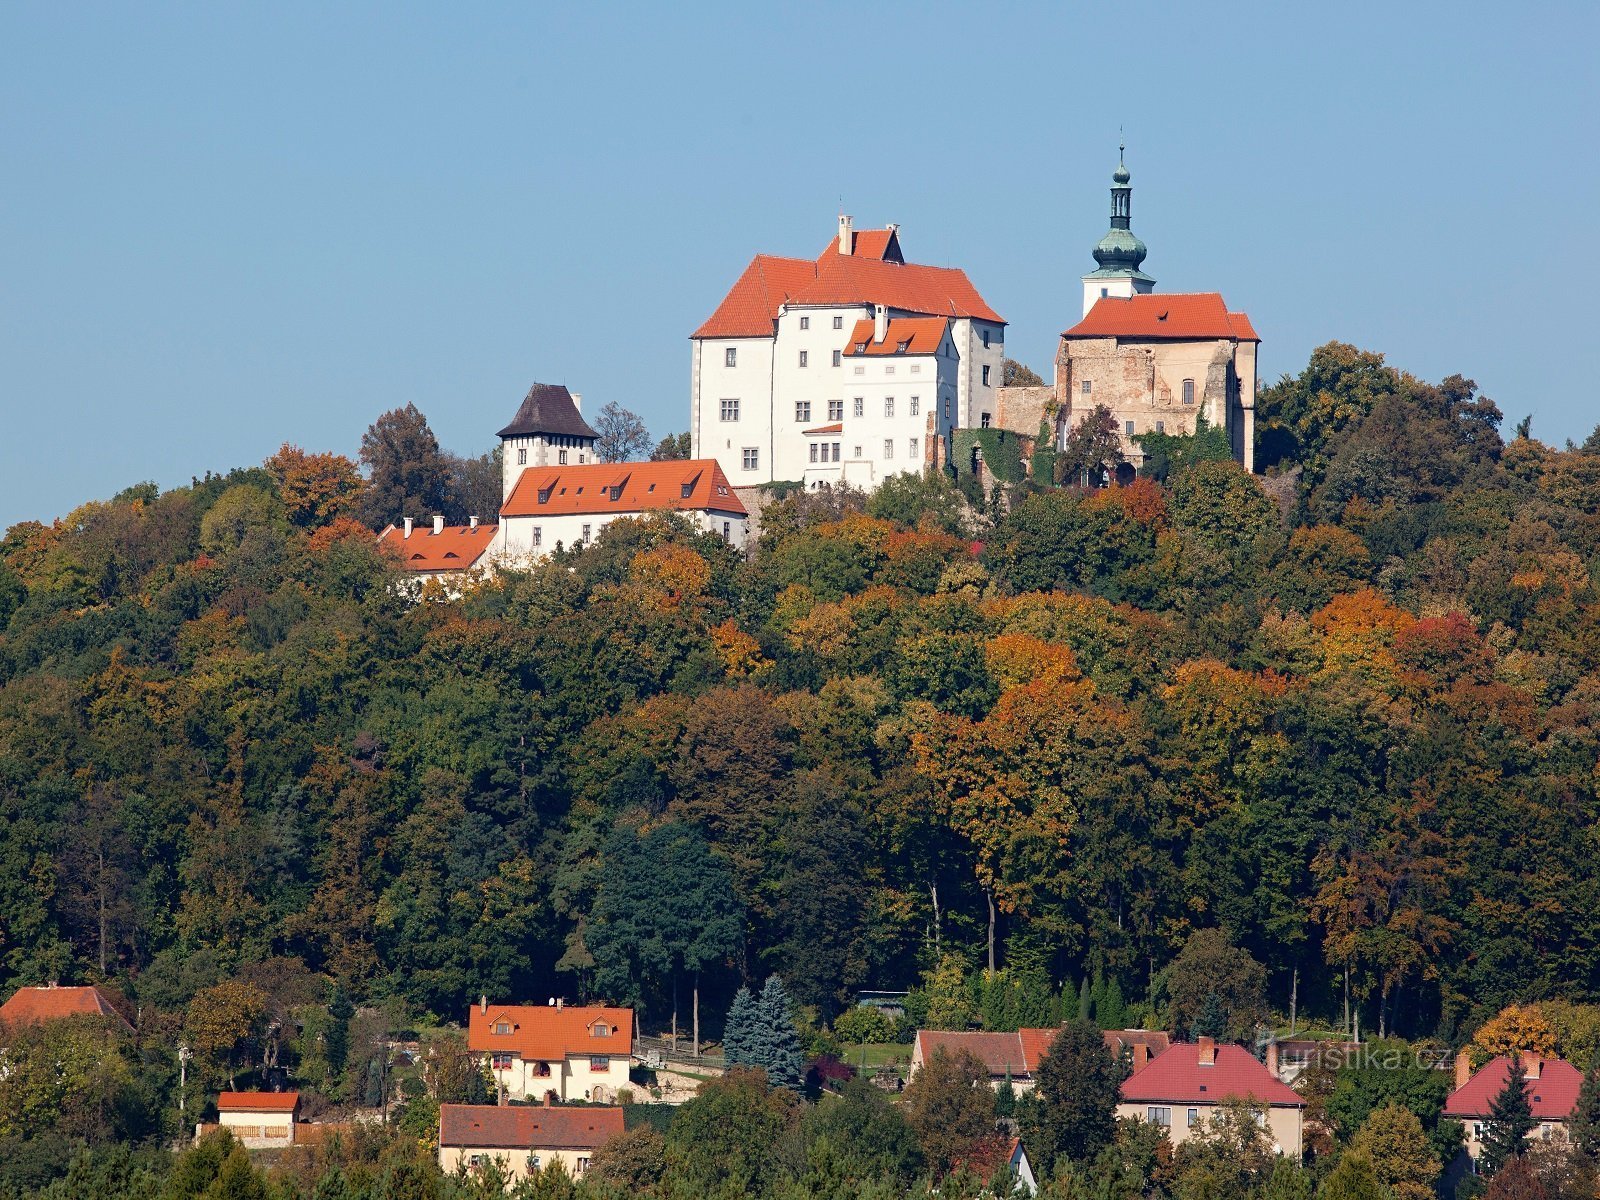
[497,383,599,500]
[1081,145,1156,317]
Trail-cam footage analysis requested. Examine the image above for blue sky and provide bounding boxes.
[3,1,1597,529]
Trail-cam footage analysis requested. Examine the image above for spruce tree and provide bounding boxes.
[1571,1064,1600,1162]
[1479,1057,1536,1177]
[754,975,805,1092]
[723,986,757,1068]
[1192,990,1229,1041]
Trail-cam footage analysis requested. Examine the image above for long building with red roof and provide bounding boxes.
[438,1101,623,1184]
[690,215,1005,491]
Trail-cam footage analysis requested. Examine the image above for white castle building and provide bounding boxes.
[689,217,1006,491]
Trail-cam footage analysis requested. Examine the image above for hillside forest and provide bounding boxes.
[5,342,1600,1197]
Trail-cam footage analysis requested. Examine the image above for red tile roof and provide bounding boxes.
[842,317,949,356]
[1121,1042,1302,1107]
[0,985,132,1031]
[1444,1056,1584,1121]
[693,225,1001,339]
[439,1103,624,1151]
[218,1091,300,1113]
[802,423,844,436]
[824,227,903,262]
[377,522,499,573]
[501,460,746,520]
[915,1028,1063,1079]
[467,1003,633,1062]
[1064,293,1260,342]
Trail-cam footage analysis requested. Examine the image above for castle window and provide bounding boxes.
[910,396,919,416]
[828,399,843,421]
[1182,378,1195,405]
[517,447,527,466]
[725,347,737,367]
[1124,420,1135,436]
[581,524,592,545]
[884,397,894,418]
[883,439,894,460]
[833,315,843,329]
[799,350,809,368]
[742,447,759,470]
[1156,421,1165,434]
[1082,380,1092,395]
[559,450,568,465]
[981,413,991,428]
[909,437,919,458]
[799,316,810,330]
[833,349,842,367]
[795,401,811,422]
[721,399,740,422]
[831,443,840,461]
[981,365,991,385]
[532,527,542,547]
[809,444,818,463]
[982,329,990,348]
[853,397,864,418]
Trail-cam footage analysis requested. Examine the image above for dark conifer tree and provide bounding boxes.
[1479,1057,1536,1177]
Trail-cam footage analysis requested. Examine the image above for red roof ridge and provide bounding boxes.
[1063,292,1259,342]
[1120,1042,1302,1107]
[1444,1055,1584,1120]
[376,522,499,574]
[501,459,746,520]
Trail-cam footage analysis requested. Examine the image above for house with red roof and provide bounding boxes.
[438,1101,623,1184]
[214,1091,299,1148]
[910,1028,1063,1092]
[466,997,634,1104]
[1444,1051,1584,1164]
[985,151,1260,478]
[1118,1037,1305,1156]
[689,216,1005,492]
[0,983,133,1033]
[377,515,499,593]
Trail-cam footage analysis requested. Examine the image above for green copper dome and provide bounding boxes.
[1086,153,1154,282]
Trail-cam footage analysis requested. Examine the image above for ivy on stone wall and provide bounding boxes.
[951,429,1025,485]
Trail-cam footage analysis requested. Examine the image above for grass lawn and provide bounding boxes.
[839,1042,913,1072]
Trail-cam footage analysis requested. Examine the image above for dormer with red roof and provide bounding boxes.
[690,216,1004,491]
[1117,1038,1304,1157]
[466,998,634,1105]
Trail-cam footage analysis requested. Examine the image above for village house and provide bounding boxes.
[1444,1050,1584,1164]
[213,1091,299,1148]
[376,515,498,592]
[1118,1037,1304,1157]
[0,983,133,1032]
[438,1102,623,1184]
[466,998,634,1104]
[909,1028,1061,1092]
[690,216,1005,491]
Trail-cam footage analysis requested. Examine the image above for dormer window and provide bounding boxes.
[594,1023,610,1037]
[609,486,622,501]
[855,342,867,353]
[494,1020,512,1035]
[680,484,693,499]
[537,489,551,504]
[896,339,911,354]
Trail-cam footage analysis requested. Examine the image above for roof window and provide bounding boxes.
[896,339,912,353]
[537,490,551,504]
[680,484,693,499]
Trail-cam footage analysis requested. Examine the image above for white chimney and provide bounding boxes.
[403,517,414,539]
[469,515,480,530]
[571,391,582,413]
[480,994,487,1014]
[873,303,888,344]
[838,214,853,255]
[886,222,899,235]
[556,997,564,1011]
[432,514,444,535]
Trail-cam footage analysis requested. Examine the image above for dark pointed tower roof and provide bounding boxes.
[497,383,598,440]
[1085,147,1154,285]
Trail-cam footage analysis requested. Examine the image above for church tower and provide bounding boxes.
[1081,148,1156,317]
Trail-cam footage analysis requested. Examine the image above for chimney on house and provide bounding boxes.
[874,303,888,344]
[556,997,564,1012]
[479,994,487,1014]
[838,214,853,255]
[1454,1050,1472,1090]
[1197,1036,1216,1067]
[1265,1040,1280,1079]
[1522,1050,1543,1080]
[432,514,444,535]
[469,515,479,530]
[1132,1041,1149,1072]
[403,517,414,539]
[571,391,582,413]
[543,1093,553,1108]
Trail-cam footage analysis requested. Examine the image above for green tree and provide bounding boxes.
[743,975,805,1093]
[1020,1020,1119,1172]
[359,402,452,528]
[1571,1063,1600,1161]
[1349,1102,1440,1200]
[1316,1149,1386,1200]
[664,1067,800,1196]
[1057,404,1125,486]
[903,1048,998,1179]
[802,1075,921,1188]
[1480,1057,1536,1177]
[1003,359,1045,387]
[651,432,692,461]
[1163,928,1268,1042]
[587,1124,667,1193]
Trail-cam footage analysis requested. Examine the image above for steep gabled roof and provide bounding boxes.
[1064,293,1260,342]
[439,1103,625,1151]
[1444,1056,1584,1121]
[842,317,949,357]
[693,224,1002,339]
[376,523,499,573]
[497,383,599,440]
[0,985,133,1032]
[501,459,747,520]
[915,1028,1065,1079]
[466,1003,634,1061]
[1121,1042,1302,1107]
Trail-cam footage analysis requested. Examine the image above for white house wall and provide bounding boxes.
[495,510,747,561]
